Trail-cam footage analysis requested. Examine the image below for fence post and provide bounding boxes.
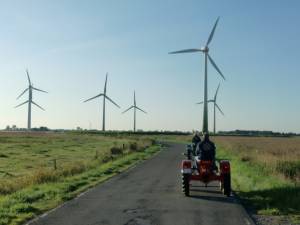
[53,159,57,170]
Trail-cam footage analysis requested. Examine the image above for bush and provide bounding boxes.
[61,163,87,177]
[129,142,138,152]
[110,146,123,155]
[31,169,59,184]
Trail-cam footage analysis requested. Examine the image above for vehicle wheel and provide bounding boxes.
[223,173,231,197]
[182,174,190,196]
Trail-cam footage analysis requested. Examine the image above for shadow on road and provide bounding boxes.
[190,188,221,195]
[189,194,237,204]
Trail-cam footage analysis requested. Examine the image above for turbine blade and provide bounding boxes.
[32,101,45,111]
[208,54,226,80]
[105,95,120,108]
[15,100,29,108]
[206,17,220,46]
[83,93,103,103]
[134,91,136,106]
[32,87,48,93]
[215,103,224,115]
[16,88,29,100]
[168,49,203,54]
[136,106,147,114]
[26,69,31,85]
[214,83,220,101]
[122,106,134,114]
[104,73,108,93]
[196,100,214,104]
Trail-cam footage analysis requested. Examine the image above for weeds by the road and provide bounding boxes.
[214,137,300,224]
[0,144,160,225]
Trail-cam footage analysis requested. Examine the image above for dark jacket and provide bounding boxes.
[196,140,216,161]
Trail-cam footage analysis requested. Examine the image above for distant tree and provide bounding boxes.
[39,126,49,131]
[5,125,10,131]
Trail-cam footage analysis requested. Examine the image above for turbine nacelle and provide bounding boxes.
[201,46,209,52]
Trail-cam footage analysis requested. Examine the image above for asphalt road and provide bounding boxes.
[28,143,255,225]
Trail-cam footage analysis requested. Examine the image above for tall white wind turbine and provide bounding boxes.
[83,73,120,131]
[197,83,224,134]
[169,17,225,133]
[122,91,147,132]
[15,69,48,130]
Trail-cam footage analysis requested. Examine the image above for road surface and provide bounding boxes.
[28,143,255,225]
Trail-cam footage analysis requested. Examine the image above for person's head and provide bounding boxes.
[193,131,199,137]
[203,132,209,141]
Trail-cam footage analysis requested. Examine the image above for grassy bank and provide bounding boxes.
[0,132,160,225]
[214,137,300,224]
[0,145,160,225]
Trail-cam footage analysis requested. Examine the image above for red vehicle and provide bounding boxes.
[181,157,231,197]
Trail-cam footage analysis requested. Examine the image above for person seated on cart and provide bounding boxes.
[191,131,201,155]
[196,133,217,171]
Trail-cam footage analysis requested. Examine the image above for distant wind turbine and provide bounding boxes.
[197,83,224,134]
[83,73,120,131]
[169,17,226,133]
[15,69,48,130]
[122,91,147,132]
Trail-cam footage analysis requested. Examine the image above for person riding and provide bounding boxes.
[192,131,201,155]
[196,133,217,170]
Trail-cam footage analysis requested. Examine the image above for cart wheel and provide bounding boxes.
[223,173,231,197]
[181,174,190,196]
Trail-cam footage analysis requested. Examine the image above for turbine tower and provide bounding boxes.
[197,83,224,134]
[122,91,147,132]
[169,17,225,133]
[15,69,48,130]
[83,73,120,131]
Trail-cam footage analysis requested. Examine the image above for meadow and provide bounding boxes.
[0,131,159,225]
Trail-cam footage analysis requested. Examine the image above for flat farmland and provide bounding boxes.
[0,131,159,225]
[0,132,151,179]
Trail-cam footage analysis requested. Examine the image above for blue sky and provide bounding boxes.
[0,0,299,132]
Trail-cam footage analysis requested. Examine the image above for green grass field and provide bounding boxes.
[0,131,160,225]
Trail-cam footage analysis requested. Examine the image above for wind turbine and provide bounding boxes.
[122,91,147,132]
[169,17,225,133]
[15,69,48,130]
[83,73,120,131]
[197,83,224,134]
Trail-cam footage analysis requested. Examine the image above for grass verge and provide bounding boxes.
[0,145,161,225]
[217,145,300,224]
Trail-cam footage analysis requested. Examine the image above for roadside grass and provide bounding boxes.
[0,144,160,225]
[214,137,300,224]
